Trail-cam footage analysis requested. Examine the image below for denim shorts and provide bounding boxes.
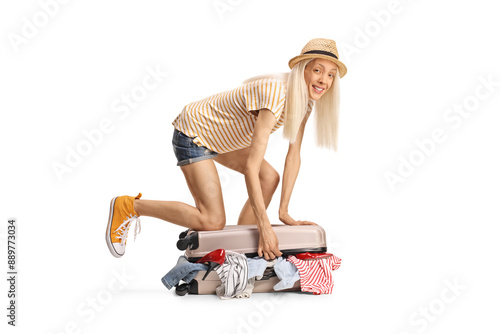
[172,129,218,166]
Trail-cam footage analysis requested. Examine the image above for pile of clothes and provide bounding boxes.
[161,251,341,299]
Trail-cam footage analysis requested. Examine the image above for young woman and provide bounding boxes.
[105,38,347,261]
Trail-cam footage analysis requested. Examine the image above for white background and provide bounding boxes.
[1,0,499,333]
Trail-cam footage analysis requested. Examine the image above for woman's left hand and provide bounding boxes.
[279,211,317,226]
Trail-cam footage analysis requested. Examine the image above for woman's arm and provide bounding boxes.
[279,110,316,225]
[244,108,282,260]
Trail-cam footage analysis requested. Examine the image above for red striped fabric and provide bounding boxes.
[287,254,341,295]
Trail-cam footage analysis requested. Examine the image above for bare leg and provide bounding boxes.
[214,148,280,225]
[236,176,278,225]
[134,159,226,231]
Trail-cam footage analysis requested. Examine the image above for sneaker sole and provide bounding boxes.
[105,196,122,258]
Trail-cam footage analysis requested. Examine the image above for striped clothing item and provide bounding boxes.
[287,254,342,295]
[215,251,248,299]
[172,78,314,154]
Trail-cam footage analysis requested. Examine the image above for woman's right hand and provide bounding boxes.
[258,225,282,260]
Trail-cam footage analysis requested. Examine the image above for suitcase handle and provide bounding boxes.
[176,231,199,250]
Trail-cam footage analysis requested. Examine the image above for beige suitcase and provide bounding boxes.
[174,224,328,296]
[181,270,301,295]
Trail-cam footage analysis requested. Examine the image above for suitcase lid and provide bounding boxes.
[179,224,328,261]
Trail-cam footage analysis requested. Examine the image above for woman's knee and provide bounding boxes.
[199,212,226,231]
[260,167,280,193]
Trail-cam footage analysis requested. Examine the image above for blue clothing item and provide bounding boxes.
[273,257,300,291]
[247,257,268,279]
[172,129,218,166]
[161,256,209,290]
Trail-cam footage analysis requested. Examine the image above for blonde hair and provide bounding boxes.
[314,66,340,151]
[282,58,313,145]
[242,58,341,151]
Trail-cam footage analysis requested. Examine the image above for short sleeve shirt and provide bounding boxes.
[172,78,314,153]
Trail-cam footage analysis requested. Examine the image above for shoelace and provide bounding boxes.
[114,214,142,245]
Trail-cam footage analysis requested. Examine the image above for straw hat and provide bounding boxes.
[288,38,347,78]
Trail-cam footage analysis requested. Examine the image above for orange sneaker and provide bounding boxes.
[106,193,142,257]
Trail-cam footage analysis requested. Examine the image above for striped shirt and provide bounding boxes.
[172,78,314,154]
[287,254,342,295]
[215,251,248,299]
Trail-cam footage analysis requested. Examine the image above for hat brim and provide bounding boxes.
[288,54,347,78]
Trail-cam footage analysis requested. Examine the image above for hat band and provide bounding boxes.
[303,50,338,59]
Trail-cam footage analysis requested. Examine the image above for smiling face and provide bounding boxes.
[303,58,338,100]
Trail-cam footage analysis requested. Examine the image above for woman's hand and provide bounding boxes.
[279,211,317,226]
[258,224,282,260]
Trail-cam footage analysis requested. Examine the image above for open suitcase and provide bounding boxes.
[174,224,328,296]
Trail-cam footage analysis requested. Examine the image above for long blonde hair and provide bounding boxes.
[243,58,341,151]
[313,63,341,151]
